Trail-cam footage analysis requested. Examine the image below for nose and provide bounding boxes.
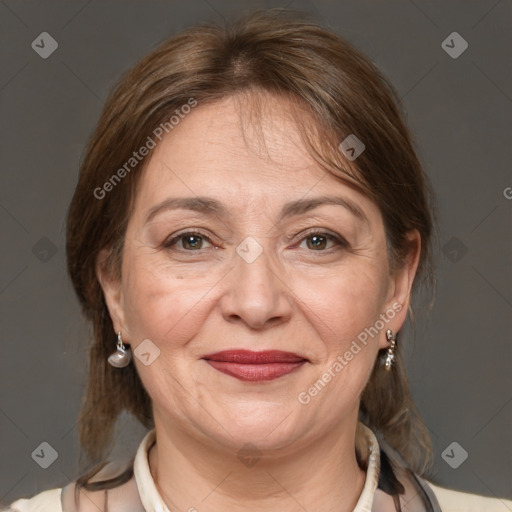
[219,241,293,330]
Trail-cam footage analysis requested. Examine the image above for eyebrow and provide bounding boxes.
[145,195,368,225]
[277,195,368,224]
[145,197,229,224]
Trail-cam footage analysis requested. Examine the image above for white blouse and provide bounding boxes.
[4,424,512,512]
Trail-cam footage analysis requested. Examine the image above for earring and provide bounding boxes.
[384,329,397,370]
[107,332,132,368]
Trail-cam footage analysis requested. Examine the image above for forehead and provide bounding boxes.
[134,92,376,219]
[156,93,321,176]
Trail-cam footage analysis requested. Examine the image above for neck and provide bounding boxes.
[149,413,367,512]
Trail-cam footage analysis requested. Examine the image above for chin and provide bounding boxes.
[207,403,305,447]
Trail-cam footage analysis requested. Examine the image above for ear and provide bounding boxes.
[96,248,129,336]
[378,229,421,349]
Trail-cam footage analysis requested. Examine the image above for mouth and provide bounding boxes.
[202,350,308,382]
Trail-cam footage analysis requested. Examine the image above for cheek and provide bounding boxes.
[298,262,389,348]
[119,255,218,418]
[295,268,387,417]
[120,254,215,347]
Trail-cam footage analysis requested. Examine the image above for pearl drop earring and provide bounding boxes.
[107,332,132,368]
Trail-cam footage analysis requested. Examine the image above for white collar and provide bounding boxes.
[133,423,381,512]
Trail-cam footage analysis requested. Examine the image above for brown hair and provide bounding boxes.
[66,7,435,494]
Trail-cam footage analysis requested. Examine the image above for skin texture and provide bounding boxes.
[97,92,421,512]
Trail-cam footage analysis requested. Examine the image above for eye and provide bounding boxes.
[296,230,347,252]
[163,231,214,251]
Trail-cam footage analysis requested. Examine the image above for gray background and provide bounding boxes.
[1,0,511,506]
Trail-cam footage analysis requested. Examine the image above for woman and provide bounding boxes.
[5,9,511,512]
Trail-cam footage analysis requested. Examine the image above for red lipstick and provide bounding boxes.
[202,350,307,382]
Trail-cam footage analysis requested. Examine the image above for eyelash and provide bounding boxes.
[293,229,348,252]
[163,229,214,251]
[162,229,348,253]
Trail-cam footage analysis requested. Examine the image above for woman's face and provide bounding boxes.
[99,93,419,452]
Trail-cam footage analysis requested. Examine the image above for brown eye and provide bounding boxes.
[181,234,204,250]
[305,234,329,250]
[164,231,213,251]
[298,231,346,252]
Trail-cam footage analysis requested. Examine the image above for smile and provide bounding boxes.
[202,350,308,382]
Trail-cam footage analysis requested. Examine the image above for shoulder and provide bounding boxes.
[427,481,512,512]
[3,488,63,512]
[3,460,136,512]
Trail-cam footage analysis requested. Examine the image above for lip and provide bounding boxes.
[203,350,307,363]
[202,350,308,382]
